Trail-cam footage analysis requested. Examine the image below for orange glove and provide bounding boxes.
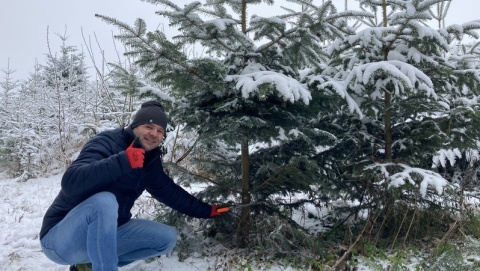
[126,138,145,169]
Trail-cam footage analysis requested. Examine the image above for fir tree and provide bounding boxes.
[305,0,480,236]
[96,0,370,247]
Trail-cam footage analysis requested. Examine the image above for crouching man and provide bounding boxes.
[39,101,225,271]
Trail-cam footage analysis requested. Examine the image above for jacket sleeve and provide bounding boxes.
[61,135,132,198]
[145,164,212,219]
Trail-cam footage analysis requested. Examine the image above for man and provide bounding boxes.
[39,101,225,271]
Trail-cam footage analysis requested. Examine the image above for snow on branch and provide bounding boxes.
[445,20,480,40]
[136,85,175,102]
[432,148,480,169]
[432,148,462,168]
[204,18,237,31]
[226,63,311,105]
[345,60,437,99]
[317,80,363,117]
[367,163,449,198]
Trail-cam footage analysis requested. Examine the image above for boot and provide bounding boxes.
[69,263,92,271]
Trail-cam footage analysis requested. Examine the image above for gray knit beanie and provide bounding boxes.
[130,101,168,130]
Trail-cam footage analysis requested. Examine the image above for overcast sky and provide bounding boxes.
[1,0,479,80]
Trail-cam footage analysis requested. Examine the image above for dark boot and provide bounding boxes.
[69,263,92,271]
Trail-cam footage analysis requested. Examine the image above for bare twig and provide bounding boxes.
[331,218,371,270]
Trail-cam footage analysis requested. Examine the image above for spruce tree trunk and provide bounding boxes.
[381,0,395,236]
[382,0,392,163]
[236,0,251,248]
[237,139,251,247]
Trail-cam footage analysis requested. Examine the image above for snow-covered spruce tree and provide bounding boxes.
[41,32,91,169]
[0,60,19,110]
[305,0,480,237]
[4,33,93,178]
[97,0,370,247]
[0,63,51,179]
[430,38,480,228]
[0,63,54,179]
[0,62,21,175]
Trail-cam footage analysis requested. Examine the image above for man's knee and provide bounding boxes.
[86,192,118,218]
[148,224,177,254]
[162,225,177,253]
[91,192,118,207]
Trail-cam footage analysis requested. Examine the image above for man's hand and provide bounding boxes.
[126,138,145,169]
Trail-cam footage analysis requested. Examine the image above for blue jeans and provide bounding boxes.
[40,192,177,271]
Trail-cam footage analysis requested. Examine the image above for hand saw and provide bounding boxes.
[217,202,262,213]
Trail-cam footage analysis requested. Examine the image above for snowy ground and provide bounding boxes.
[7,171,474,270]
[0,173,302,271]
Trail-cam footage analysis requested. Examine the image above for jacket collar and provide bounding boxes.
[124,125,136,145]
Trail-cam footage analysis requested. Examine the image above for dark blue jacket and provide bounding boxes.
[40,126,211,239]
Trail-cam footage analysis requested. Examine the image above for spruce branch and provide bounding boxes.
[95,14,218,86]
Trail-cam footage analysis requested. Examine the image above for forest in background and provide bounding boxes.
[2,0,480,269]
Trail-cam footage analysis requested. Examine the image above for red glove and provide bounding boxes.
[210,205,229,217]
[126,138,145,169]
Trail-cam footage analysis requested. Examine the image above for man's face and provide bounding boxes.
[132,123,165,151]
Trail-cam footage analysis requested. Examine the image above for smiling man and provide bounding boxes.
[39,101,225,271]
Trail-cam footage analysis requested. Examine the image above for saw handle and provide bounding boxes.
[217,207,230,213]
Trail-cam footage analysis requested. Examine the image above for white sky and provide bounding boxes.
[1,0,479,80]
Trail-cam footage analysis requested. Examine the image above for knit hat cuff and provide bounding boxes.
[130,101,168,130]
